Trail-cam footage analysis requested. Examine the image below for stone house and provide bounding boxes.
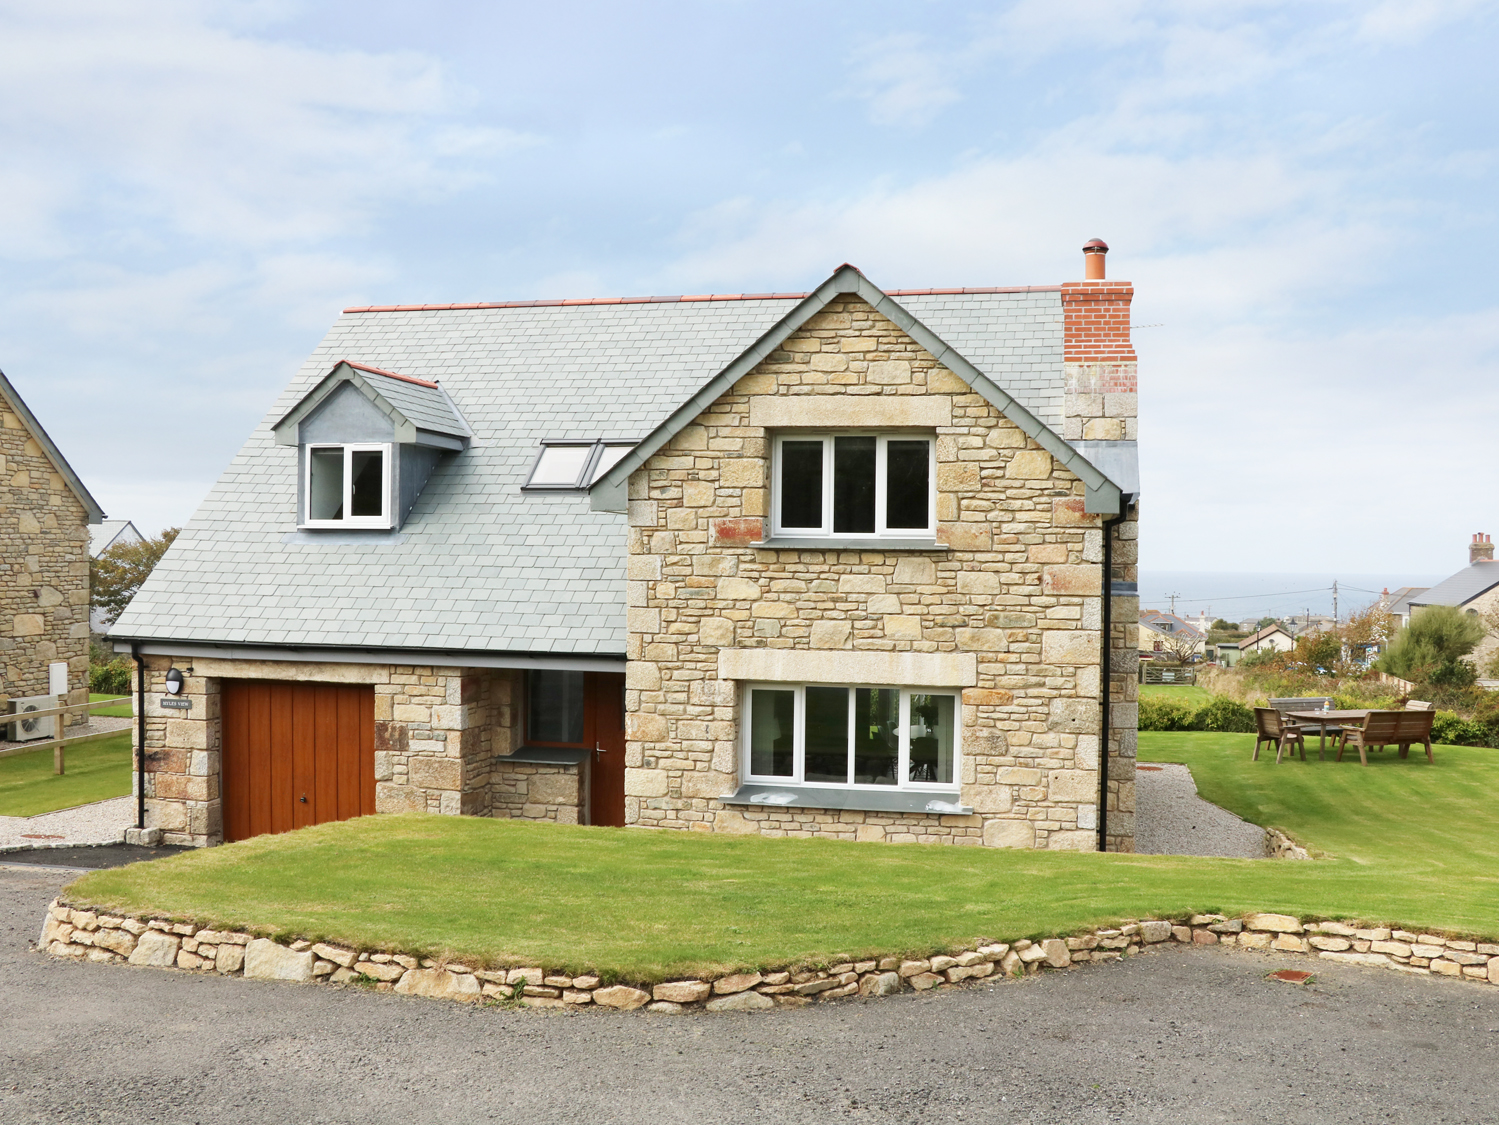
[109,242,1141,852]
[0,370,104,721]
[1407,534,1499,670]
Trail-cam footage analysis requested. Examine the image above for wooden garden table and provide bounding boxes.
[1287,709,1370,759]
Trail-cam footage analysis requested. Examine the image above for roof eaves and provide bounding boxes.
[0,369,105,523]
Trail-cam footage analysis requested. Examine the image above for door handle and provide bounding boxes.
[300,794,308,803]
[594,741,601,759]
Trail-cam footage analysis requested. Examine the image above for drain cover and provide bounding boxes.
[1268,970,1314,985]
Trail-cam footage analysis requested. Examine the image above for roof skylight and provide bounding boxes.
[524,440,636,491]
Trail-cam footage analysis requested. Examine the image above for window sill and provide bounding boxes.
[718,783,970,816]
[753,537,947,551]
[504,746,590,766]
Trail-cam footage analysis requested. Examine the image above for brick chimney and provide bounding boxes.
[1471,533,1494,564]
[1062,239,1136,442]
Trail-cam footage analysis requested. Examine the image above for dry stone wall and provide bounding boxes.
[0,403,90,714]
[44,899,1499,1012]
[624,294,1118,850]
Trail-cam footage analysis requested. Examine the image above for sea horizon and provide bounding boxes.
[1136,571,1447,624]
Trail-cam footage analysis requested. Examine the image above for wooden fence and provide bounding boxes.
[0,695,131,774]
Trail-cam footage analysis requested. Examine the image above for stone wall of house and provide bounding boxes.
[623,294,1123,850]
[133,657,579,846]
[0,403,90,719]
[1462,584,1499,675]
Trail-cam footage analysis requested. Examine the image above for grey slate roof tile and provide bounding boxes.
[112,290,1067,655]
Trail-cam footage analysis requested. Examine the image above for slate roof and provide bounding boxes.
[110,278,1086,657]
[1408,564,1499,610]
[89,519,142,558]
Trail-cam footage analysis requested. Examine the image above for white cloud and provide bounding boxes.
[846,33,963,127]
[0,0,533,253]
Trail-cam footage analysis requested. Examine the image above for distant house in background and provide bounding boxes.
[1407,533,1499,672]
[1138,611,1205,659]
[1381,586,1429,631]
[89,519,143,559]
[1210,641,1241,667]
[88,520,145,631]
[0,370,104,721]
[1238,623,1295,657]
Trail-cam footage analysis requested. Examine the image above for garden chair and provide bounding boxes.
[1337,709,1435,766]
[1253,707,1305,764]
[1404,700,1434,711]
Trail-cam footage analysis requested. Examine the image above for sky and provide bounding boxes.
[1,0,1495,577]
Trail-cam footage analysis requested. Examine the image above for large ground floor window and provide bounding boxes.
[743,683,958,789]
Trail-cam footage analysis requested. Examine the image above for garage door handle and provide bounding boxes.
[300,794,307,803]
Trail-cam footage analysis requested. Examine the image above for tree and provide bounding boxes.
[91,528,180,627]
[1256,616,1279,629]
[1377,605,1486,687]
[1211,619,1239,634]
[1340,601,1396,668]
[1157,627,1203,664]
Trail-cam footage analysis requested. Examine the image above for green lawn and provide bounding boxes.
[1138,684,1210,705]
[89,693,132,718]
[0,730,132,817]
[64,731,1499,980]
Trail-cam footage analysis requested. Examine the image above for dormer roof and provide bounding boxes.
[272,360,472,450]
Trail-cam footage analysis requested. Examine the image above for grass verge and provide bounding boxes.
[64,732,1499,981]
[1138,684,1210,705]
[0,731,132,817]
[89,693,132,719]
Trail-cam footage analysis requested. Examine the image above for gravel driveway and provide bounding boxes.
[2,864,1497,1124]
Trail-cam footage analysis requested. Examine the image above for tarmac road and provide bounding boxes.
[2,863,1497,1125]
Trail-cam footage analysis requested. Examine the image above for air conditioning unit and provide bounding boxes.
[7,695,56,742]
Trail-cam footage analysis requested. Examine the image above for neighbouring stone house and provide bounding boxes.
[1407,534,1499,670]
[0,370,104,723]
[109,242,1141,852]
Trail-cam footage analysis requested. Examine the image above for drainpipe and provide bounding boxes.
[1097,501,1130,853]
[131,643,146,831]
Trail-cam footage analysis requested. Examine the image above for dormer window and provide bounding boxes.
[303,443,392,528]
[524,440,636,491]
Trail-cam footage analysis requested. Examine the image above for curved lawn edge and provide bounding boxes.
[58,813,1499,981]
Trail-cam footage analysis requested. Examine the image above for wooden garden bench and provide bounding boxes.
[1337,709,1435,766]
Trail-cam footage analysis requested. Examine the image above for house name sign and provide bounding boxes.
[159,698,192,711]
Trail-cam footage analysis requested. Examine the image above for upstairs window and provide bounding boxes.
[772,433,934,538]
[303,443,391,528]
[524,440,636,491]
[744,683,958,790]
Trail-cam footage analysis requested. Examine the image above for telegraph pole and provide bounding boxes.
[1332,580,1339,626]
[1167,591,1181,615]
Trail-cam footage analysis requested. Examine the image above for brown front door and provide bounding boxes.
[221,680,375,842]
[589,673,626,827]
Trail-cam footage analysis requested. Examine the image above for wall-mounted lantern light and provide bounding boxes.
[165,668,185,695]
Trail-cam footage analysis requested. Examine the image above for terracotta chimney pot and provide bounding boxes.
[1082,238,1109,280]
[1471,533,1494,565]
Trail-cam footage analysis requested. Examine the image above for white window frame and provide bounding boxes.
[770,432,937,540]
[302,442,393,529]
[740,682,960,792]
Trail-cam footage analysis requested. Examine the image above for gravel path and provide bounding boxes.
[0,796,134,850]
[1135,762,1269,858]
[0,714,132,753]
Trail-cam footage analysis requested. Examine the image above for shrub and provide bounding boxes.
[1379,606,1486,687]
[1137,695,1198,731]
[89,659,132,695]
[1192,695,1256,733]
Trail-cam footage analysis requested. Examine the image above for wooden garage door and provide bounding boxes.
[221,681,375,843]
